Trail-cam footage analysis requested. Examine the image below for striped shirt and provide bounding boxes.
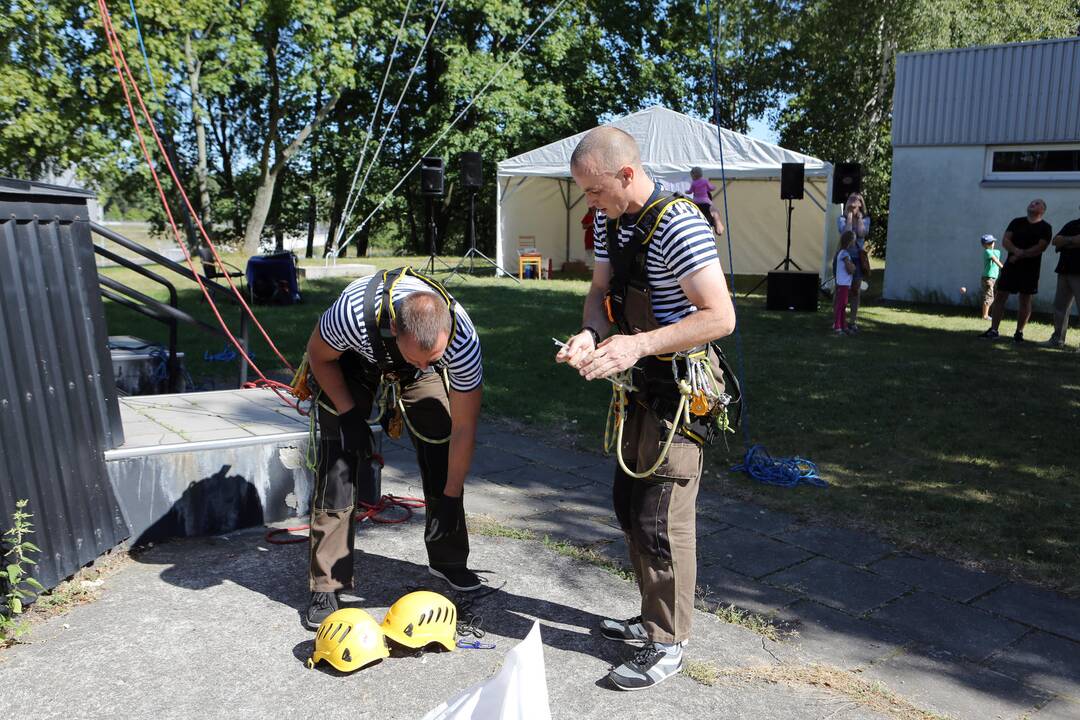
[319,274,483,392]
[593,197,720,325]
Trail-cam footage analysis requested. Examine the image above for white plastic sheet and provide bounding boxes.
[421,620,552,720]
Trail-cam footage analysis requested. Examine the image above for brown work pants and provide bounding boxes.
[308,352,468,592]
[613,396,703,645]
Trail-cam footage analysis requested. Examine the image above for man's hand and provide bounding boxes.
[425,493,463,542]
[337,407,368,453]
[555,331,596,370]
[1008,254,1019,264]
[580,334,642,380]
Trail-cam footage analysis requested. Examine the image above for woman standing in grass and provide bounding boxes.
[833,231,857,335]
[838,193,871,332]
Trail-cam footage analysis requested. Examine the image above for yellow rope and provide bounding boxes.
[604,365,693,480]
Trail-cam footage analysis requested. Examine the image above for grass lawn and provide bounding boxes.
[100,255,1079,595]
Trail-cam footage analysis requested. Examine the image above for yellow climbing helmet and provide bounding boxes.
[306,608,389,672]
[380,590,457,651]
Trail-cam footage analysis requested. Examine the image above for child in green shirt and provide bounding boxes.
[980,234,1004,320]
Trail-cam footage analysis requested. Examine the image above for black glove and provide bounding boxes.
[337,407,368,453]
[425,494,463,543]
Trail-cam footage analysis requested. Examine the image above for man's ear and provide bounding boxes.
[620,166,633,185]
[389,319,398,336]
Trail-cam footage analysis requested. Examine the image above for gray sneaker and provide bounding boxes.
[1038,338,1065,348]
[305,591,338,630]
[608,641,685,691]
[599,615,648,645]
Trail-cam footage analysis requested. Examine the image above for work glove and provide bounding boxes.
[425,493,463,543]
[337,407,368,454]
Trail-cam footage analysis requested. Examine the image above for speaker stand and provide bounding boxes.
[746,198,803,297]
[422,196,453,275]
[445,190,518,284]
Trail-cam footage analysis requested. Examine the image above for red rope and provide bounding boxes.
[264,494,427,545]
[95,1,301,411]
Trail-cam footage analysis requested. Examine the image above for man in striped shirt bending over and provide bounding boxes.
[556,127,736,690]
[304,267,484,628]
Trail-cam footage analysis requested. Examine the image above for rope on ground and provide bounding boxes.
[730,444,827,488]
[264,491,426,545]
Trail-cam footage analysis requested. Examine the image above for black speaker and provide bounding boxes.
[420,156,445,196]
[832,162,862,204]
[461,152,482,190]
[766,271,819,312]
[780,162,804,200]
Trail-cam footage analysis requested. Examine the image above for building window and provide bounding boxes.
[985,145,1080,182]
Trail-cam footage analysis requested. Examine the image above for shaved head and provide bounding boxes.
[570,126,641,174]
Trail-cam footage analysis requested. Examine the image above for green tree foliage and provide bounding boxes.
[3,0,1077,259]
[775,0,1078,256]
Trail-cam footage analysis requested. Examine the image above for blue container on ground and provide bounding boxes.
[247,252,301,305]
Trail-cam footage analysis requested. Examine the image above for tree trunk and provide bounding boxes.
[184,33,211,233]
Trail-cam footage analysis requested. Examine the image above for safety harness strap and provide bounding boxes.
[361,266,458,375]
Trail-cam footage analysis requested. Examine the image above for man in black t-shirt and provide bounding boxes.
[980,199,1053,342]
[1040,209,1080,350]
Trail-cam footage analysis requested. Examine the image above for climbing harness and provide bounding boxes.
[602,348,734,480]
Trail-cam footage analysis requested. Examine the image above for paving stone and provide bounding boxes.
[863,649,1051,720]
[567,458,617,485]
[698,526,814,579]
[764,557,907,615]
[483,462,595,495]
[466,445,532,476]
[868,554,1006,602]
[463,478,559,520]
[868,591,1028,662]
[1028,697,1080,720]
[531,443,611,471]
[975,584,1080,643]
[703,498,799,535]
[776,525,895,566]
[987,631,1080,698]
[770,599,909,670]
[534,484,613,517]
[697,564,799,616]
[501,510,625,545]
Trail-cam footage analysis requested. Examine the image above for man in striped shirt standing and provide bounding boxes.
[556,127,736,690]
[304,268,484,628]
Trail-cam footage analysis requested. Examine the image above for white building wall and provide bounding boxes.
[884,145,1078,311]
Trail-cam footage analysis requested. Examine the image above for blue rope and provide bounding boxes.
[731,445,827,488]
[127,0,161,102]
[204,344,245,363]
[705,0,823,488]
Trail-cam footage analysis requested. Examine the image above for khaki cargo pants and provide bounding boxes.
[613,396,703,645]
[308,352,468,592]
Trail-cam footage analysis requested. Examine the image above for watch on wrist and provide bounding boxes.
[580,326,601,346]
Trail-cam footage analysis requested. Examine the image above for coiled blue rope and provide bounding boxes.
[731,444,827,488]
[706,0,822,488]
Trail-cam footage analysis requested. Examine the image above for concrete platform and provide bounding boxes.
[104,389,378,546]
[299,263,376,280]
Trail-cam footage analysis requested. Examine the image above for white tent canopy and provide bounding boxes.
[495,106,838,277]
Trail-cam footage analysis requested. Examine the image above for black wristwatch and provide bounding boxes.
[580,326,601,346]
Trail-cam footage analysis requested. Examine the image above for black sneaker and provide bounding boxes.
[979,328,999,339]
[429,566,483,592]
[599,615,648,645]
[305,591,338,630]
[608,641,685,691]
[1014,331,1025,344]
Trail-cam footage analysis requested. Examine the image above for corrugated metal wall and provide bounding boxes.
[0,179,129,593]
[893,38,1080,147]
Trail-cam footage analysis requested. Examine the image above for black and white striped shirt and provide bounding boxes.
[319,274,483,392]
[593,198,720,325]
